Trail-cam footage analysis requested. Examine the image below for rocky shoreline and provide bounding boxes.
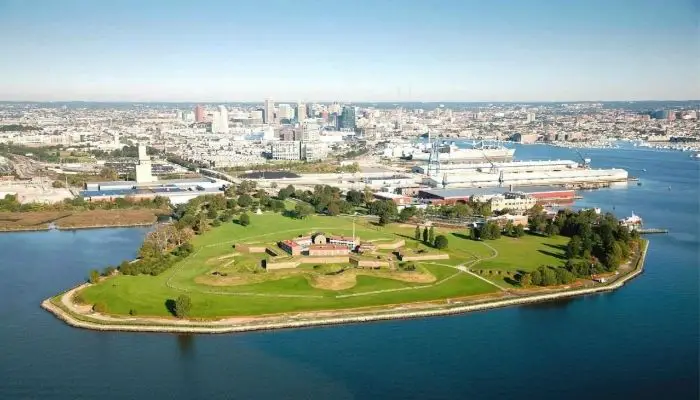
[42,242,649,335]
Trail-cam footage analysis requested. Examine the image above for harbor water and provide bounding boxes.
[0,146,697,399]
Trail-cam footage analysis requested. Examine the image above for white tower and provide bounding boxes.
[216,105,229,133]
[135,144,155,183]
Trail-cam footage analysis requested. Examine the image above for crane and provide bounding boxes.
[575,149,591,169]
[481,150,504,187]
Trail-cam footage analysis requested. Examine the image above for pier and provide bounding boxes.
[638,228,668,234]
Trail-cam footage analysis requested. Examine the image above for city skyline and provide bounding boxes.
[0,0,698,102]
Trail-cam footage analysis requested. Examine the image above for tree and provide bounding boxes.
[428,226,435,244]
[434,235,449,249]
[415,225,421,241]
[271,199,285,213]
[52,180,65,188]
[398,206,417,222]
[530,269,543,286]
[423,227,429,243]
[239,213,250,226]
[555,268,576,284]
[362,186,374,205]
[540,267,558,286]
[237,194,253,208]
[88,269,100,284]
[174,295,192,318]
[368,199,397,225]
[277,185,294,200]
[294,203,314,219]
[504,220,515,237]
[99,167,118,180]
[520,272,532,287]
[566,235,583,259]
[346,189,363,206]
[545,221,559,237]
[470,227,480,240]
[326,202,340,216]
[513,225,525,238]
[207,207,218,219]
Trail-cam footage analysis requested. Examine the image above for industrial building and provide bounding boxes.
[472,192,536,212]
[417,185,576,205]
[270,141,328,161]
[80,146,225,204]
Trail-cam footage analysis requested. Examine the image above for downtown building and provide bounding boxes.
[264,99,275,124]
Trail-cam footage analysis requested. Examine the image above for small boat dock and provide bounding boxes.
[638,228,669,234]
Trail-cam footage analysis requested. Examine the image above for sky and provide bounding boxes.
[0,0,698,102]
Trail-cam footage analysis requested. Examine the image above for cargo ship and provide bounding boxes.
[384,141,515,163]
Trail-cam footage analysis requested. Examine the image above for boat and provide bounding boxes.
[398,141,515,162]
[693,153,700,159]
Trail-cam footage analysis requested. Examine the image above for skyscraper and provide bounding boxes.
[211,105,229,133]
[338,106,356,131]
[278,104,293,121]
[194,105,205,123]
[296,102,306,122]
[264,98,275,124]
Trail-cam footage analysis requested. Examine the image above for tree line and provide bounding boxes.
[519,209,640,287]
[0,193,170,213]
[414,225,449,249]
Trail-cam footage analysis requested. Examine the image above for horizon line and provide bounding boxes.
[1,99,699,104]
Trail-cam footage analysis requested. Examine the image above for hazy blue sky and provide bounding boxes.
[0,0,698,102]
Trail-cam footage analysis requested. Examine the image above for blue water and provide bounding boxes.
[0,146,697,399]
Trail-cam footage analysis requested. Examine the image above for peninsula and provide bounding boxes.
[43,196,647,334]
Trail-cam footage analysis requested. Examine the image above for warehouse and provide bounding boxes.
[417,185,576,205]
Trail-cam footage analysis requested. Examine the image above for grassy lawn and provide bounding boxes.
[77,212,566,318]
[474,234,568,272]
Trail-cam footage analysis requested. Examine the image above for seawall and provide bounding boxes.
[41,241,649,335]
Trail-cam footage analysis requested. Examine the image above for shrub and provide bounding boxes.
[129,309,138,316]
[88,269,100,284]
[73,292,86,304]
[433,235,449,249]
[93,303,107,313]
[174,295,192,318]
[239,213,250,226]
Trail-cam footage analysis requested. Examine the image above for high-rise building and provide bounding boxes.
[526,112,536,123]
[250,109,264,121]
[278,104,293,121]
[338,106,356,131]
[264,99,275,124]
[271,141,301,160]
[211,105,229,133]
[296,102,307,122]
[195,105,205,123]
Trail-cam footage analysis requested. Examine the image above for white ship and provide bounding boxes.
[385,141,515,163]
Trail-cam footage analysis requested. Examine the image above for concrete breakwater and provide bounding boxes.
[42,242,649,335]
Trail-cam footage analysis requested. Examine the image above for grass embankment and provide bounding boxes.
[76,213,568,318]
[0,209,163,231]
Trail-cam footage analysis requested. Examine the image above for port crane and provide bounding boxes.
[481,150,504,187]
[575,150,591,169]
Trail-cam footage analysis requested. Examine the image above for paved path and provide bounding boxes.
[462,269,508,291]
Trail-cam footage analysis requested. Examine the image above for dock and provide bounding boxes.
[638,228,668,234]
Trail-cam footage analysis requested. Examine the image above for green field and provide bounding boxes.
[78,213,567,318]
